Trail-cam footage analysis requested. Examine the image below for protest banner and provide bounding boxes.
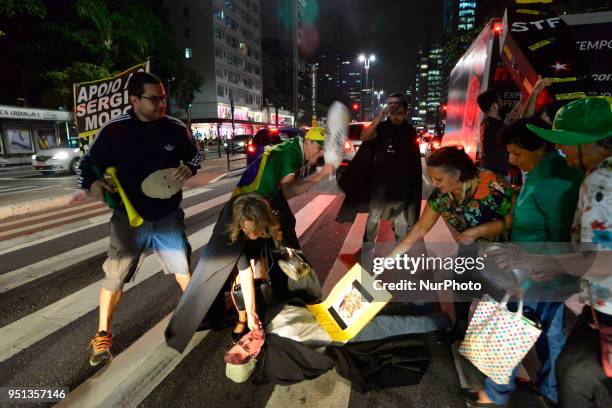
[73,62,148,144]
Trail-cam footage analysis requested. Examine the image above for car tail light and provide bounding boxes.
[344,141,352,152]
[247,139,255,154]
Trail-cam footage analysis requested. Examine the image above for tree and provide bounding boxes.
[442,28,480,76]
[0,0,201,109]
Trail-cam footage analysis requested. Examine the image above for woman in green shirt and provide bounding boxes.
[464,118,583,407]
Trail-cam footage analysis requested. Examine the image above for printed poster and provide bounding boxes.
[307,263,392,342]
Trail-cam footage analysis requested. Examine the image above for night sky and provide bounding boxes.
[308,0,444,96]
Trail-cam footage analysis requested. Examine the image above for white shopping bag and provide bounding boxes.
[459,294,541,385]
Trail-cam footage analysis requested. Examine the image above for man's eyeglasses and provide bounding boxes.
[140,95,167,104]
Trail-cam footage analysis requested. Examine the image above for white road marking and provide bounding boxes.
[0,185,66,196]
[0,193,335,363]
[55,315,209,408]
[0,201,103,228]
[0,185,36,193]
[0,207,110,239]
[0,187,213,255]
[0,193,232,294]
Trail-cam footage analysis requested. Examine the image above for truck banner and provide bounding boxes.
[501,5,589,104]
[73,62,148,143]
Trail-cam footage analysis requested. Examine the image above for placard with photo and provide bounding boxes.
[307,263,392,342]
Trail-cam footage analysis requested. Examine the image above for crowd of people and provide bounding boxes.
[79,71,611,407]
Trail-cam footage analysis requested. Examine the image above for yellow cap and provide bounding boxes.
[304,127,326,145]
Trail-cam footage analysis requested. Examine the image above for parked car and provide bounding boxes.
[335,122,370,179]
[341,121,370,163]
[223,134,250,153]
[31,139,81,174]
[246,127,303,166]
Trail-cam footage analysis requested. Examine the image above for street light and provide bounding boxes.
[374,90,384,111]
[358,53,376,120]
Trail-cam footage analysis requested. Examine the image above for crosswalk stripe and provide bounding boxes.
[55,314,210,408]
[0,193,336,364]
[55,194,337,406]
[0,185,65,197]
[0,187,214,256]
[322,213,368,296]
[0,223,215,363]
[0,207,110,239]
[0,185,36,193]
[0,193,232,294]
[0,212,111,255]
[0,201,102,228]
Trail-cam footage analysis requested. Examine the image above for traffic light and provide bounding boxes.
[442,104,447,111]
[352,103,359,112]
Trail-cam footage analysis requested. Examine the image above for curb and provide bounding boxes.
[0,191,79,221]
[208,167,246,184]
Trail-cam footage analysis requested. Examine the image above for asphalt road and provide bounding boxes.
[0,163,562,408]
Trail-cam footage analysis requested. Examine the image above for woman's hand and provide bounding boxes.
[286,247,295,258]
[457,227,480,244]
[247,312,263,332]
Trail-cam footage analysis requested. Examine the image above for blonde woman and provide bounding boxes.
[228,194,295,342]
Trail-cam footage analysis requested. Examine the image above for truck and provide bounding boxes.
[442,9,612,160]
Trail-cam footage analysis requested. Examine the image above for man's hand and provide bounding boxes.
[312,163,335,181]
[172,161,192,183]
[534,76,552,92]
[89,179,115,202]
[377,106,389,121]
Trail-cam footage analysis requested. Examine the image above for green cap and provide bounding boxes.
[527,96,612,146]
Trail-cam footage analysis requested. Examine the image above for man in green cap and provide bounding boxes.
[526,96,612,408]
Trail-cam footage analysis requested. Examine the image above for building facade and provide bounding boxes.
[413,53,428,128]
[314,52,362,119]
[0,105,75,164]
[164,0,267,140]
[261,0,302,122]
[426,45,444,125]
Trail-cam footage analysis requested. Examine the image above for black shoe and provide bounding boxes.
[231,322,250,343]
[435,322,465,345]
[460,388,507,407]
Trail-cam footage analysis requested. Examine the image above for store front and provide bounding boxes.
[0,105,75,165]
[191,119,267,146]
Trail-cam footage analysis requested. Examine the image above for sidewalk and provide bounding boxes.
[0,155,246,220]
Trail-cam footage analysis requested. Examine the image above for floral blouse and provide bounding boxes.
[428,170,515,234]
[574,157,612,315]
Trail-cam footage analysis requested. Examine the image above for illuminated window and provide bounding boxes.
[184,48,192,58]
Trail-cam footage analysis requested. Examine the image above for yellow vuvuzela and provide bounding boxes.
[105,166,144,227]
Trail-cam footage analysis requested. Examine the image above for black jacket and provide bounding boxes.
[337,119,422,223]
[79,109,202,220]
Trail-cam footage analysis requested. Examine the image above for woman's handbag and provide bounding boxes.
[277,250,313,281]
[458,293,542,385]
[232,280,275,311]
[586,282,612,378]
